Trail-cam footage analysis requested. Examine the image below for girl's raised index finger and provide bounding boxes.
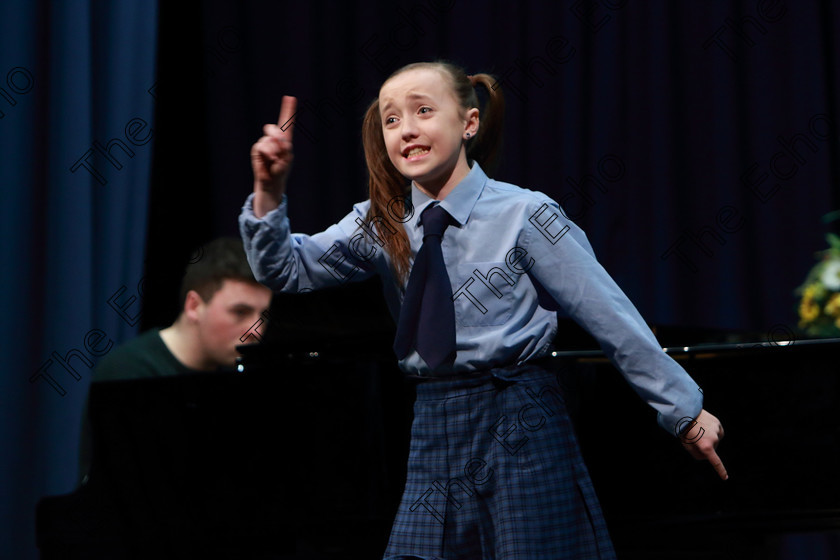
[276,95,297,141]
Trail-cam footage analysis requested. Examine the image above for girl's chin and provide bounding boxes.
[396,164,429,181]
[397,159,430,174]
[402,169,434,185]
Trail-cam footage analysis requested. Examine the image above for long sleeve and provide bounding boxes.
[522,197,703,436]
[238,193,383,293]
[236,165,705,432]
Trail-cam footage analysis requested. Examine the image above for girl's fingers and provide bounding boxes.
[264,124,294,140]
[276,96,297,141]
[708,449,728,480]
[250,97,296,196]
[253,136,287,159]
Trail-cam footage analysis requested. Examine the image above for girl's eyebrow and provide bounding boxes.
[381,93,435,113]
[405,92,434,102]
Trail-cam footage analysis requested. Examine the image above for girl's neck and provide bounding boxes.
[414,157,472,200]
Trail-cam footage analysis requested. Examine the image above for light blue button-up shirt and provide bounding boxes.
[239,162,703,435]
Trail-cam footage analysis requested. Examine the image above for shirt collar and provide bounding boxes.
[409,161,488,228]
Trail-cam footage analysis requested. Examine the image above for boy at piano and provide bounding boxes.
[77,237,272,485]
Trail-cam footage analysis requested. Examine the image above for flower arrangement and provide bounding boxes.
[797,212,840,337]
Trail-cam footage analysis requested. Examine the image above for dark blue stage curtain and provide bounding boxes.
[0,1,157,558]
[1,0,838,558]
[153,0,838,340]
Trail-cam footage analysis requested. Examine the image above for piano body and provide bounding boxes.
[561,335,840,559]
[35,279,840,558]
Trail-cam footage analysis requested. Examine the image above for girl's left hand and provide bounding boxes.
[679,408,728,480]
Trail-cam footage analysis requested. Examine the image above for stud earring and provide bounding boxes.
[465,133,471,139]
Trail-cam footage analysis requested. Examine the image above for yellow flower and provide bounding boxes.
[826,293,840,318]
[802,283,819,303]
[799,284,822,326]
[799,306,821,327]
[799,302,820,325]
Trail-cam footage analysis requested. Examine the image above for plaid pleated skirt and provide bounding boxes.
[383,364,616,560]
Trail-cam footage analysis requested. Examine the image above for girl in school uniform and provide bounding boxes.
[240,60,726,559]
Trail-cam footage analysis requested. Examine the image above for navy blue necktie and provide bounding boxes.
[393,203,456,369]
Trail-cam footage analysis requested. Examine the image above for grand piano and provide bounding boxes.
[35,278,840,559]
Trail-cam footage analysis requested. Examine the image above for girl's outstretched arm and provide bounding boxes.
[519,195,729,480]
[251,95,297,218]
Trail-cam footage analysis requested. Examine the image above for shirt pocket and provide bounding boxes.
[452,261,516,327]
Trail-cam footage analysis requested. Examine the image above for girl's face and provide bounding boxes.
[379,68,478,198]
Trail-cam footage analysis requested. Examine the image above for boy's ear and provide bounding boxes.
[183,290,205,321]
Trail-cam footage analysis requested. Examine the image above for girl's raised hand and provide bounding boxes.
[251,95,296,217]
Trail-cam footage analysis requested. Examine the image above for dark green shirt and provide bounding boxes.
[92,328,195,381]
[78,328,201,484]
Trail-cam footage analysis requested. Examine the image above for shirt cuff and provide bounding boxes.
[658,388,704,437]
[240,192,288,235]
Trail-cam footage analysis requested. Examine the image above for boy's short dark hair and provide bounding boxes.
[178,237,259,305]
